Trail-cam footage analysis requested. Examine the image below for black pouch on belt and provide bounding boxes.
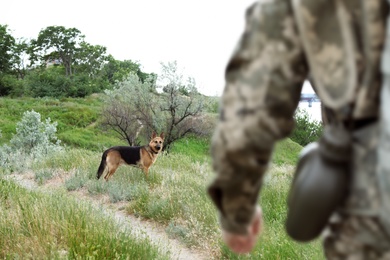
[286,125,351,242]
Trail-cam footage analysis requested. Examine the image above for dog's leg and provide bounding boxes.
[105,167,118,181]
[103,167,111,181]
[104,151,121,181]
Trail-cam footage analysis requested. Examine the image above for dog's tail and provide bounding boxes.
[96,150,108,179]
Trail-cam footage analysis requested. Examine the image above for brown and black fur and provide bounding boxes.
[97,132,164,181]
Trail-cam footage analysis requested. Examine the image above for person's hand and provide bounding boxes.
[222,206,263,254]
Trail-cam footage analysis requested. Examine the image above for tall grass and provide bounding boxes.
[1,128,325,258]
[51,138,323,258]
[0,179,169,259]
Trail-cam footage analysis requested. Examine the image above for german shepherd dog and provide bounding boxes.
[96,132,164,181]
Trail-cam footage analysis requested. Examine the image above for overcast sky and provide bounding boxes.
[1,0,313,96]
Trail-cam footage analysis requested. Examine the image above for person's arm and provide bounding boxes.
[208,0,308,236]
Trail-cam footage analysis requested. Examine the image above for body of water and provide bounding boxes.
[298,101,322,122]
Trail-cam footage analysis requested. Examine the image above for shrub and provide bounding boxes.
[0,110,62,171]
[24,67,96,98]
[0,73,24,96]
[65,169,88,191]
[290,108,323,147]
[10,110,62,155]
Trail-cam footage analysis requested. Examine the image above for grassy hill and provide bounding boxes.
[0,95,126,151]
[0,95,324,259]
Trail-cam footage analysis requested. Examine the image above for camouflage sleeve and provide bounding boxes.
[208,0,308,234]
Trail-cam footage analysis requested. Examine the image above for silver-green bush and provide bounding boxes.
[0,110,63,172]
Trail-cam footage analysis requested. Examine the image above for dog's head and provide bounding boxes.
[149,132,164,153]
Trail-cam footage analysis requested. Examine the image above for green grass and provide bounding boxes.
[272,138,302,166]
[170,136,211,162]
[0,179,169,259]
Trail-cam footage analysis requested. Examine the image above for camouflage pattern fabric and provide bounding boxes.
[324,214,390,260]
[208,0,308,234]
[208,0,390,256]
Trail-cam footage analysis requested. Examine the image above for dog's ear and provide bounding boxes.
[152,132,157,139]
[160,132,164,140]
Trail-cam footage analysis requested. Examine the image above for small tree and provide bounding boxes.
[0,24,15,73]
[102,61,206,150]
[102,73,150,146]
[157,61,203,150]
[101,99,143,146]
[29,26,85,76]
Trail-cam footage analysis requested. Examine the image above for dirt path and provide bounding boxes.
[6,173,209,260]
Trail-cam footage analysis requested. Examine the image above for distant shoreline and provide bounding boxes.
[298,101,322,122]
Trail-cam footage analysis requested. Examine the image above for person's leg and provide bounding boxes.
[324,215,390,260]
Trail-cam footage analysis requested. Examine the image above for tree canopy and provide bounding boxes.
[0,24,16,73]
[0,24,153,98]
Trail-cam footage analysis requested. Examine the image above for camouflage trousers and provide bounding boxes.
[323,122,390,259]
[323,214,390,260]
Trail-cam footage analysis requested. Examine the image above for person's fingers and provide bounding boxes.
[223,232,255,254]
[222,206,263,254]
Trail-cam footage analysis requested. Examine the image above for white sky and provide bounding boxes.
[1,0,314,96]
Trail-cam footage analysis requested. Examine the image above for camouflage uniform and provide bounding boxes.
[208,0,390,258]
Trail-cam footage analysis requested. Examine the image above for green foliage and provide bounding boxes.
[10,38,29,80]
[0,25,155,98]
[24,67,99,98]
[0,73,23,96]
[29,26,85,76]
[102,57,154,85]
[76,42,109,79]
[290,108,323,147]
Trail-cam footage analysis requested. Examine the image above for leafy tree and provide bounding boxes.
[75,41,109,78]
[29,26,85,76]
[10,38,29,79]
[0,24,15,73]
[102,57,155,86]
[0,26,30,96]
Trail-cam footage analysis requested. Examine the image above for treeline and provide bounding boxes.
[0,24,154,98]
